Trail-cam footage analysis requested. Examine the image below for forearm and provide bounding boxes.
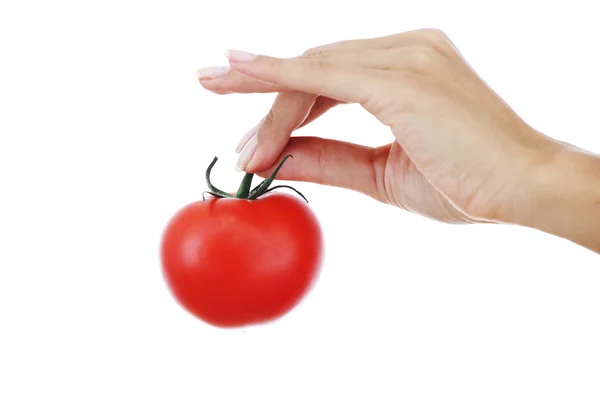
[518,143,600,254]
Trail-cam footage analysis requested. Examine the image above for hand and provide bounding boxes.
[195,29,568,226]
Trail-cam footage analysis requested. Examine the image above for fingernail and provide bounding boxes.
[235,124,258,154]
[195,66,230,80]
[224,49,257,63]
[235,133,258,171]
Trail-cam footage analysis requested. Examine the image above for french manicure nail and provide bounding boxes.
[235,134,258,171]
[224,49,257,63]
[195,66,230,80]
[235,125,258,154]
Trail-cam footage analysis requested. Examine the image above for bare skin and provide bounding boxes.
[196,29,600,254]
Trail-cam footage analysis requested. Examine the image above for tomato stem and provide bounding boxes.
[235,173,254,198]
[205,157,233,199]
[203,155,308,202]
[248,155,294,199]
[262,185,308,203]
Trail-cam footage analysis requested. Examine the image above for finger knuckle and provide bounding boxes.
[424,28,448,40]
[310,58,332,73]
[264,108,276,126]
[315,140,328,183]
[422,28,453,54]
[302,46,329,58]
[255,110,278,141]
[264,56,280,70]
[414,28,447,44]
[410,45,440,68]
[302,46,320,56]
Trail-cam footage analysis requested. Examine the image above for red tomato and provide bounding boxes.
[160,156,323,328]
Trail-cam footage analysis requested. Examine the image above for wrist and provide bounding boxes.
[514,140,600,252]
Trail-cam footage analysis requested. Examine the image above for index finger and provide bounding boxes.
[224,50,382,105]
[196,66,290,94]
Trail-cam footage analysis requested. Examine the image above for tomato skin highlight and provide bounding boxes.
[160,192,323,328]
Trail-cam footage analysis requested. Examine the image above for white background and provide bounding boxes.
[1,0,599,399]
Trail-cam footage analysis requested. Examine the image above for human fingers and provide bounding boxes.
[237,95,343,173]
[297,96,342,129]
[207,45,447,97]
[237,95,342,166]
[197,53,376,97]
[196,66,285,94]
[197,28,453,96]
[254,136,382,199]
[199,46,429,97]
[224,50,384,105]
[237,92,317,172]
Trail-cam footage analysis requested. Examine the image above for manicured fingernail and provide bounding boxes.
[224,49,257,63]
[235,125,258,154]
[235,133,258,171]
[195,66,230,80]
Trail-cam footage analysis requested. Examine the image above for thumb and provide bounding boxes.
[224,50,378,105]
[256,136,383,200]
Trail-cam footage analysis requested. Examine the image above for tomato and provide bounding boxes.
[160,155,323,328]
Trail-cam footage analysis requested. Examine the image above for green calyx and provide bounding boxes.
[202,154,308,202]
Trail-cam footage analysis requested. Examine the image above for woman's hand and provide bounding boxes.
[195,29,574,228]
